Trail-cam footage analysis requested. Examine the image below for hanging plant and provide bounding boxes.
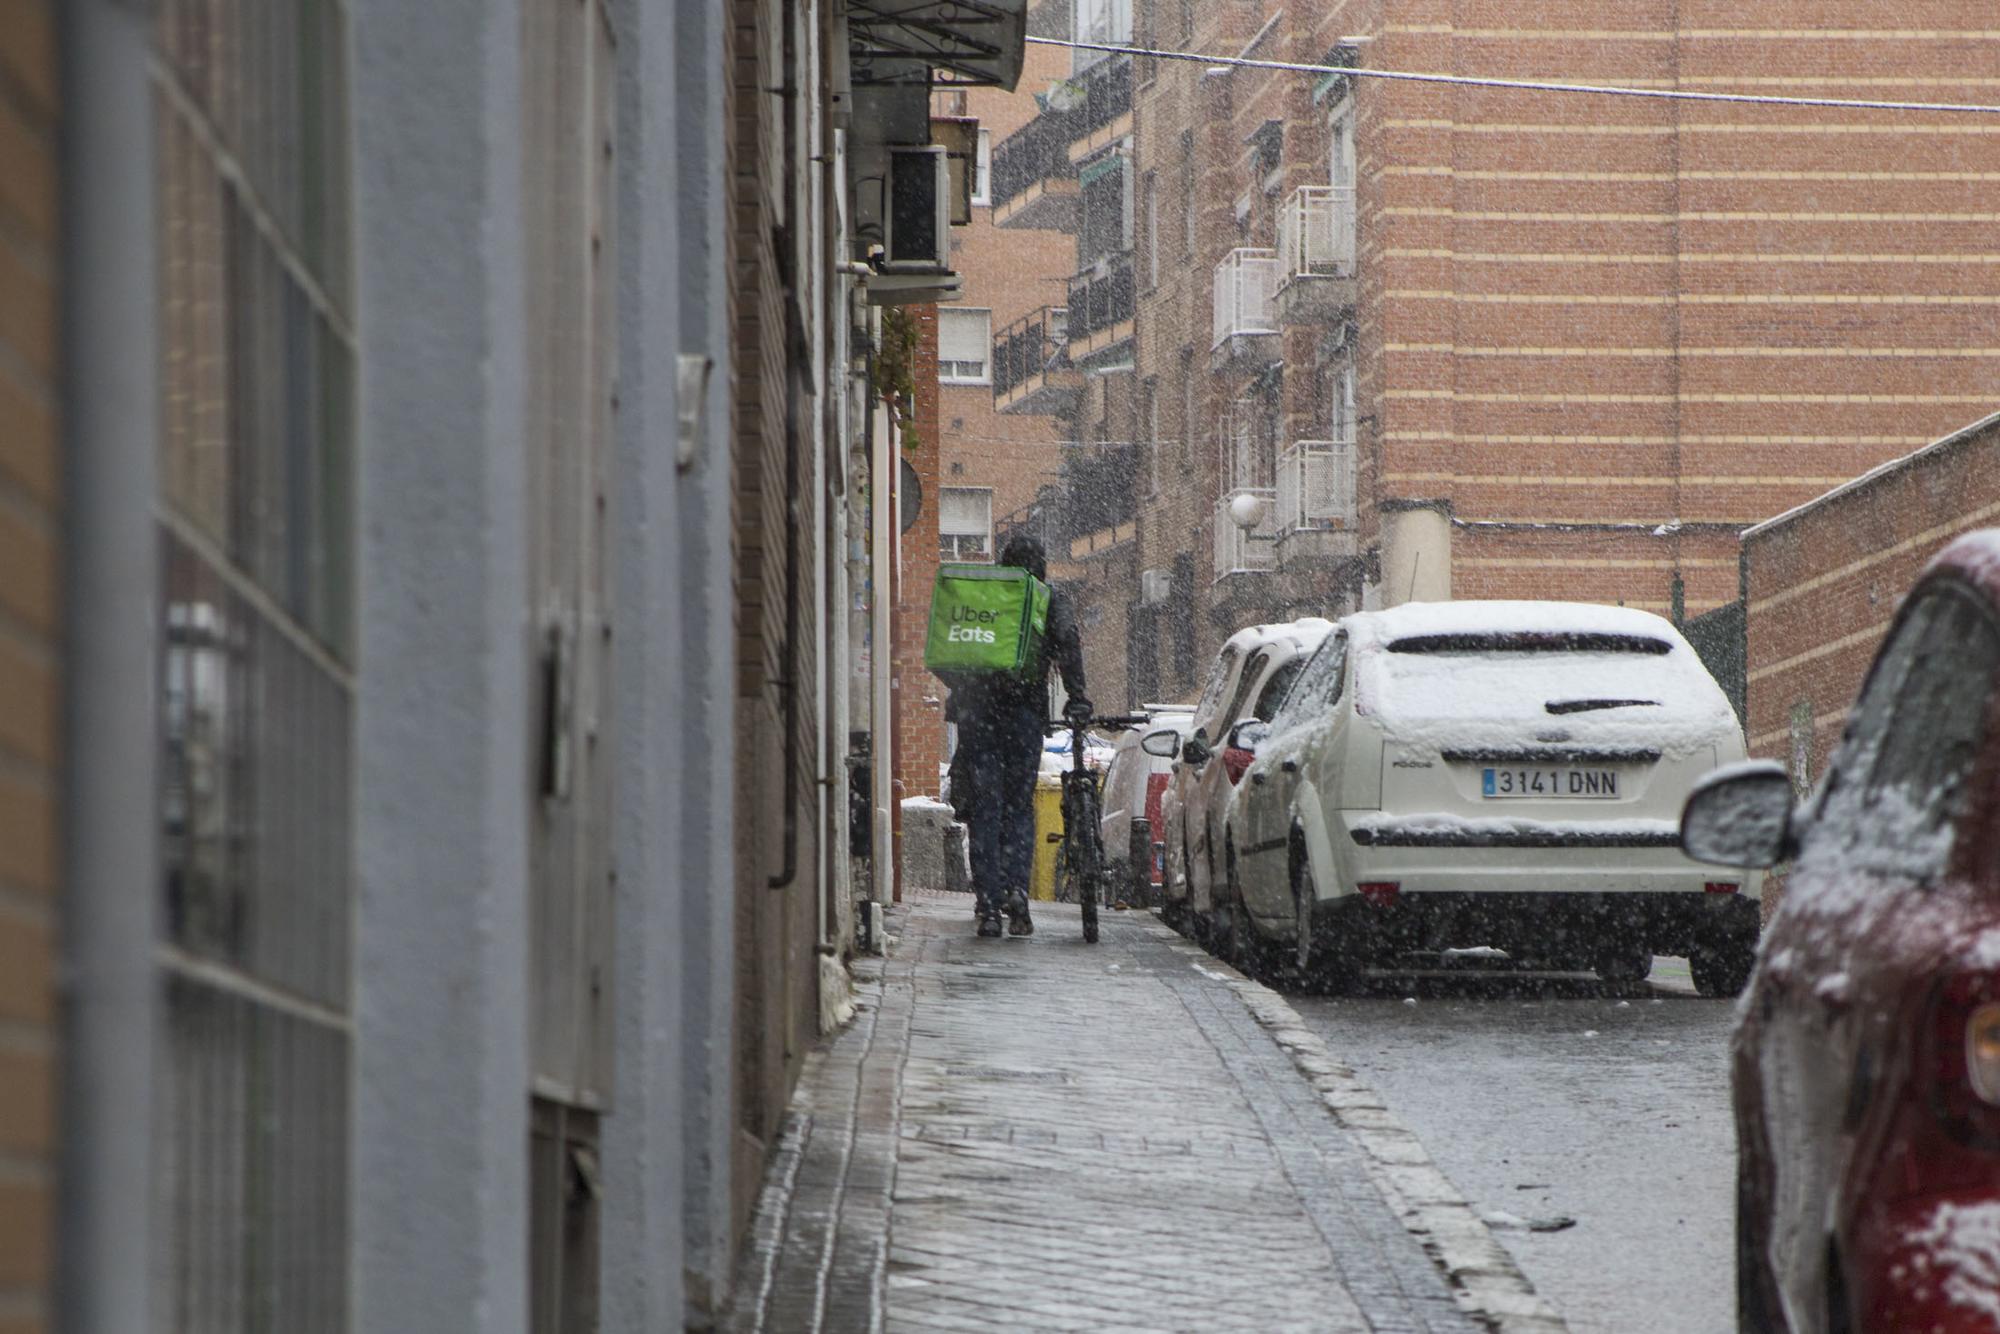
[876,306,922,451]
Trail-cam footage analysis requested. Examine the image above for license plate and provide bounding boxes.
[1481,766,1620,799]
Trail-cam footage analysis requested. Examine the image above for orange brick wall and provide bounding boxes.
[895,308,949,801]
[938,44,1072,536]
[1112,0,2000,698]
[1743,413,2000,789]
[1358,1,2000,615]
[0,5,59,1331]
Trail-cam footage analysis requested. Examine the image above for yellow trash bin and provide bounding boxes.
[1029,775,1065,901]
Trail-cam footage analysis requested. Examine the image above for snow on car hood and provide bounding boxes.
[1346,601,1738,761]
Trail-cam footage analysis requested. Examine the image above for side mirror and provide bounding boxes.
[1228,719,1271,753]
[1680,761,1796,868]
[1181,731,1212,766]
[1140,728,1181,760]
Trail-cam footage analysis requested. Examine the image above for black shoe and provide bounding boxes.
[976,912,1003,938]
[1005,894,1034,936]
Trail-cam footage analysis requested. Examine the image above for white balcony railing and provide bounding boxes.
[1211,247,1280,349]
[1276,185,1357,284]
[1214,488,1280,577]
[1275,438,1358,533]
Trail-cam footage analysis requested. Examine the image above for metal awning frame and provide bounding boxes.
[848,0,1026,89]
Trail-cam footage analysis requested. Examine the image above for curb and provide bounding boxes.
[1145,918,1569,1334]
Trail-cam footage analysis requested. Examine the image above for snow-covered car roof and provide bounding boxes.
[1344,600,1681,652]
[1222,616,1335,655]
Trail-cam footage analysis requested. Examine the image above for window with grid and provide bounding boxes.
[938,308,992,384]
[940,487,995,561]
[154,0,355,1325]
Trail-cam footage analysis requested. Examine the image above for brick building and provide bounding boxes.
[980,0,2000,707]
[1743,410,2000,795]
[0,5,58,1329]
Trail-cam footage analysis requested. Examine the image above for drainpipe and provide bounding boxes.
[57,4,161,1330]
[870,325,895,909]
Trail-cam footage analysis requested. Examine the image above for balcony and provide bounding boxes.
[1063,54,1133,163]
[992,306,1082,414]
[1065,251,1135,366]
[1275,438,1358,534]
[1214,489,1280,579]
[1275,186,1359,324]
[992,111,1080,230]
[1211,247,1280,371]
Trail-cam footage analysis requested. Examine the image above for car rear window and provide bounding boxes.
[1386,631,1673,656]
[1357,632,1732,749]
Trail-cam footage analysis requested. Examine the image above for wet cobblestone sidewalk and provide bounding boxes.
[727,895,1553,1333]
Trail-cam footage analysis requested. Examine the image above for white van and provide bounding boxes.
[1223,601,1762,994]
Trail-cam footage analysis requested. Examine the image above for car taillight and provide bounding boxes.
[1926,973,2000,1142]
[1969,1004,2000,1104]
[1358,881,1400,907]
[1221,747,1254,785]
[1704,881,1740,894]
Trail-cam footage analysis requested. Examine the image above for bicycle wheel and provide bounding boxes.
[1074,789,1103,944]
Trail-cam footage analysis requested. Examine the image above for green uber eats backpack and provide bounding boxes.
[924,563,1051,689]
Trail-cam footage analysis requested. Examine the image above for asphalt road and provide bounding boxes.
[1291,957,1738,1334]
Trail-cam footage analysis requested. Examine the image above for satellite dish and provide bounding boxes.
[900,458,923,533]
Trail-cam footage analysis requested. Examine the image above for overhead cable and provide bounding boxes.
[1026,36,2000,116]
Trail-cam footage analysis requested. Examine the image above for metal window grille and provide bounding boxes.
[154,0,357,1325]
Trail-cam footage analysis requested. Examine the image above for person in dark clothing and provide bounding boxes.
[947,534,1089,937]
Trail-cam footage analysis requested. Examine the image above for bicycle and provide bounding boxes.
[1048,711,1150,943]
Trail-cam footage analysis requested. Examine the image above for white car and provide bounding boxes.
[1219,601,1761,992]
[1100,706,1194,905]
[1154,618,1333,938]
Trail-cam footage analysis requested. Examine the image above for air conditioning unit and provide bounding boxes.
[1140,568,1172,606]
[883,146,950,273]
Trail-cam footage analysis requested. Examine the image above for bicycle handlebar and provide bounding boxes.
[1047,713,1152,732]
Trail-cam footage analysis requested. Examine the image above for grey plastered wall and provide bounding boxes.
[673,0,741,1320]
[597,0,687,1325]
[349,1,534,1328]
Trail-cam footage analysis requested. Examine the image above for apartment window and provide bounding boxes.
[1329,100,1357,201]
[971,128,992,206]
[938,308,992,383]
[1324,355,1356,440]
[1135,0,1156,84]
[1079,154,1131,267]
[1178,347,1196,469]
[1142,377,1161,494]
[940,487,995,560]
[1179,131,1196,256]
[1142,169,1160,290]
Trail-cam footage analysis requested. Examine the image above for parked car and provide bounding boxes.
[1101,706,1194,906]
[1154,618,1333,938]
[1215,600,1759,990]
[1681,530,2000,1333]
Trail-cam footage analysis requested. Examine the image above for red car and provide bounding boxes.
[1682,529,2000,1332]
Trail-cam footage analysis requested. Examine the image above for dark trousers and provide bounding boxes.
[958,702,1044,914]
